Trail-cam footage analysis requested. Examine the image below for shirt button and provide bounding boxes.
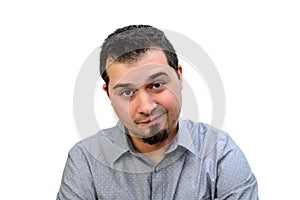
[154,168,159,173]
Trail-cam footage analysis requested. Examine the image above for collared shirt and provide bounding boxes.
[57,119,258,199]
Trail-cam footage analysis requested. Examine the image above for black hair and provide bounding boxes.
[99,25,179,88]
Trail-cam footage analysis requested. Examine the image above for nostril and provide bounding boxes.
[137,102,157,115]
[136,93,157,115]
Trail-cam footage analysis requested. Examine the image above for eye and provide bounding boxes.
[120,89,134,97]
[152,82,164,89]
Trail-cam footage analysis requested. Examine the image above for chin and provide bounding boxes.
[142,129,169,145]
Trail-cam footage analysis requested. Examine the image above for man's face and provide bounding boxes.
[105,50,182,144]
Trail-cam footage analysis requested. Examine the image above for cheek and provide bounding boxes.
[112,100,137,122]
[127,103,136,120]
[112,100,130,118]
[163,82,182,106]
[158,90,182,112]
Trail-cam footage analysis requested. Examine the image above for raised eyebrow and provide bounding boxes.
[146,72,169,81]
[112,83,134,90]
[113,72,168,90]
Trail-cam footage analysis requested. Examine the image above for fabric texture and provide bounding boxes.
[57,119,258,199]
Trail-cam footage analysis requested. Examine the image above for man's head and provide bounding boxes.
[99,25,183,145]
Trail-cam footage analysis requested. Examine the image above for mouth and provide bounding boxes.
[135,113,166,126]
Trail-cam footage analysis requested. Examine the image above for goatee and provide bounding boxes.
[142,129,169,145]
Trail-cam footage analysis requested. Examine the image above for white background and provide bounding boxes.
[1,1,299,199]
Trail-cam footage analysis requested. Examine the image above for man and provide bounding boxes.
[57,25,258,199]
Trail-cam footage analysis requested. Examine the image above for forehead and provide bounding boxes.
[106,50,172,84]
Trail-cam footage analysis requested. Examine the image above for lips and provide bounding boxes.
[135,113,166,125]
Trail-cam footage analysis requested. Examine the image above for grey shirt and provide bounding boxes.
[57,119,258,199]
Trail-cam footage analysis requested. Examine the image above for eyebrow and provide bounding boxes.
[113,83,135,90]
[145,72,169,82]
[112,72,169,90]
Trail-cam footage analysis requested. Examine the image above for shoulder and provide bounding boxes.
[70,126,115,150]
[68,125,129,167]
[180,119,236,158]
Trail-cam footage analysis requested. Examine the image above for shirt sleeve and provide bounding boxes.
[216,133,259,200]
[57,143,97,200]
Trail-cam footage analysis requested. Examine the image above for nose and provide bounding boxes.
[135,90,157,115]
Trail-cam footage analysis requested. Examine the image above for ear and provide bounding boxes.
[178,64,183,89]
[102,84,110,98]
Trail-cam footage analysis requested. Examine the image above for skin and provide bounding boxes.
[103,49,183,153]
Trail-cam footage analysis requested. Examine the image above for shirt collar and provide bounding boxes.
[106,118,197,164]
[166,118,197,156]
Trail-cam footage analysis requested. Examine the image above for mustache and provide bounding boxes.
[134,107,167,124]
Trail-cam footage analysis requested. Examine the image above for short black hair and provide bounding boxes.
[99,25,179,86]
